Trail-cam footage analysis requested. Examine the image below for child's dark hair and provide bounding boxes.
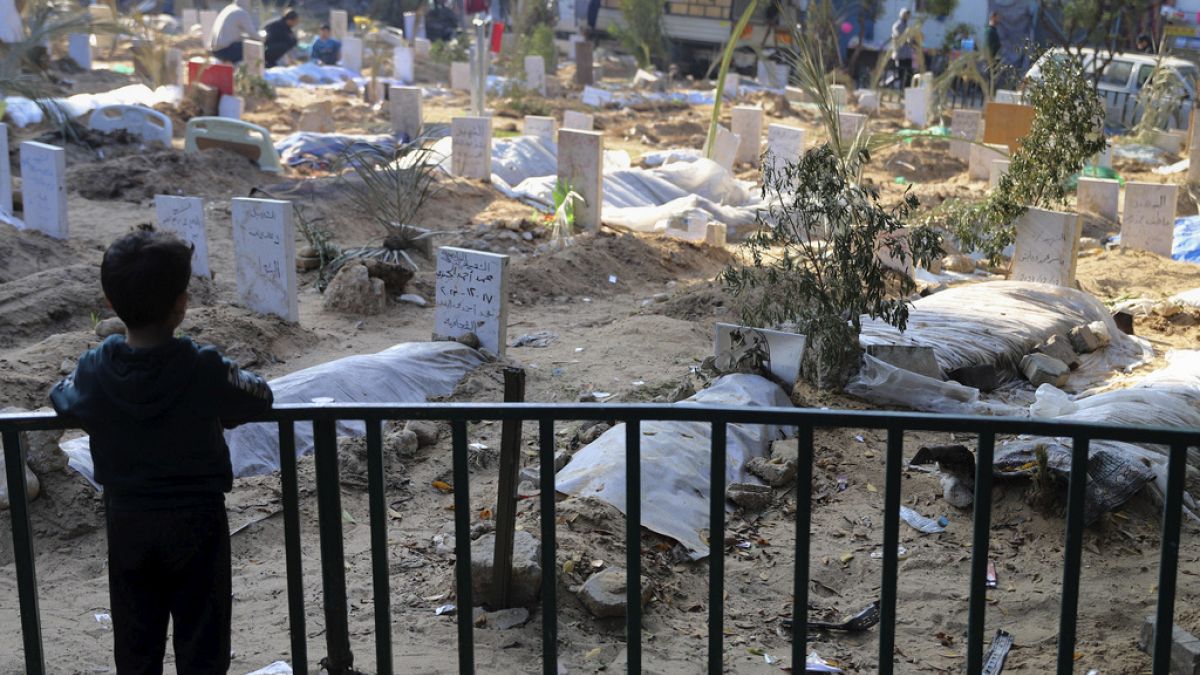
[283,8,298,20]
[101,231,193,330]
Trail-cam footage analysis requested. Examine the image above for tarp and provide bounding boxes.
[4,84,182,128]
[1171,216,1200,264]
[555,374,793,557]
[275,131,404,170]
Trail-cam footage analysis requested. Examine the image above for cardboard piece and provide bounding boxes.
[451,116,492,180]
[982,102,1035,151]
[184,117,282,173]
[1011,207,1082,287]
[730,106,763,166]
[714,323,806,386]
[557,129,603,231]
[88,105,173,146]
[155,195,211,278]
[1121,182,1179,257]
[434,246,509,355]
[18,141,68,239]
[232,198,298,322]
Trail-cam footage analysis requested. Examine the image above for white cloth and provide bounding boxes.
[0,0,22,43]
[209,2,254,51]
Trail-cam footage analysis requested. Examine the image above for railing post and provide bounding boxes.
[1152,442,1189,675]
[451,418,476,675]
[538,419,559,675]
[792,425,814,672]
[2,430,45,674]
[312,418,354,673]
[278,421,307,673]
[492,367,527,608]
[626,420,643,673]
[967,432,996,672]
[708,421,728,675]
[1056,436,1090,675]
[879,428,904,675]
[366,419,393,675]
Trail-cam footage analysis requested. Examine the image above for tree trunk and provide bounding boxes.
[801,315,862,392]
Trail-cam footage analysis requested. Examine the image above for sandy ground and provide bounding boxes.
[0,34,1198,675]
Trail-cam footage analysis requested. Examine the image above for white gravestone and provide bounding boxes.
[19,141,68,239]
[451,117,492,180]
[390,86,422,139]
[393,46,414,84]
[68,33,93,70]
[830,84,849,107]
[730,106,763,166]
[1122,182,1178,257]
[562,110,594,131]
[994,89,1024,104]
[721,74,739,99]
[1011,207,1083,287]
[218,95,244,120]
[1077,177,1120,222]
[414,37,432,57]
[403,11,417,41]
[756,59,788,88]
[524,115,556,143]
[232,198,298,322]
[341,36,363,72]
[711,125,740,172]
[434,246,509,356]
[904,86,929,127]
[714,323,806,386]
[155,195,211,278]
[950,109,982,161]
[329,9,348,41]
[0,123,11,220]
[450,61,472,90]
[243,40,265,78]
[557,129,603,231]
[857,90,880,113]
[989,159,1011,189]
[838,111,867,143]
[524,55,547,95]
[969,143,1007,182]
[199,10,218,45]
[764,123,804,181]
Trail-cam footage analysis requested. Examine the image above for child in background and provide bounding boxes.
[311,24,342,66]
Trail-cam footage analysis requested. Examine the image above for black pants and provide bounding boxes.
[211,41,243,65]
[105,498,231,675]
[894,57,913,89]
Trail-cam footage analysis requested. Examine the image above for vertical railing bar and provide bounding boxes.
[966,432,996,673]
[792,424,815,672]
[538,418,559,675]
[451,418,475,675]
[278,421,307,673]
[708,421,728,675]
[366,418,393,675]
[2,429,45,674]
[312,418,354,673]
[879,427,904,675]
[626,419,643,673]
[1056,435,1090,675]
[1152,441,1189,675]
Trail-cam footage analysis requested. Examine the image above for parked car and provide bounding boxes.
[1026,48,1198,130]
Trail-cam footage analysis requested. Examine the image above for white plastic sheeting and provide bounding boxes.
[63,342,485,486]
[262,62,363,88]
[4,84,183,128]
[554,374,793,558]
[0,0,21,43]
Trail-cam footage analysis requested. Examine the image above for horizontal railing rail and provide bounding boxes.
[2,404,1197,674]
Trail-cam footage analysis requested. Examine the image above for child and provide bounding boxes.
[310,24,342,66]
[51,231,274,674]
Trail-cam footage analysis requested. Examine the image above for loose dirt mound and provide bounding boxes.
[67,148,269,201]
[508,232,733,304]
[0,264,106,349]
[0,226,86,284]
[1077,249,1200,302]
[178,305,320,369]
[874,142,965,183]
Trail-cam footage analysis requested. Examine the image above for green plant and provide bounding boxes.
[547,179,582,247]
[921,0,957,19]
[430,37,469,65]
[704,0,758,159]
[333,140,444,270]
[611,0,668,69]
[499,80,551,116]
[235,64,277,101]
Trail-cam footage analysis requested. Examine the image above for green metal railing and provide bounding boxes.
[2,404,1197,673]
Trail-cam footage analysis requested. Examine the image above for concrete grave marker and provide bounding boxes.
[857,90,879,113]
[524,115,556,143]
[243,40,265,78]
[218,95,244,120]
[231,197,298,322]
[181,8,198,30]
[714,323,806,386]
[1122,182,1179,257]
[574,40,593,86]
[18,141,68,239]
[756,59,788,88]
[68,33,93,70]
[341,36,363,72]
[155,195,210,278]
[414,37,432,57]
[199,10,218,45]
[730,106,763,166]
[721,74,739,99]
[403,11,417,41]
[393,46,414,84]
[830,84,849,107]
[524,55,547,95]
[1077,177,1120,222]
[298,100,335,133]
[451,116,492,180]
[557,129,603,231]
[904,86,929,127]
[390,86,422,139]
[580,86,613,107]
[969,143,1007,182]
[1152,130,1186,155]
[562,110,594,131]
[1011,207,1083,287]
[994,89,1024,104]
[764,123,804,180]
[838,111,867,143]
[0,124,10,220]
[711,125,740,172]
[989,159,1011,189]
[165,48,183,85]
[950,109,982,161]
[434,246,509,355]
[450,61,472,90]
[785,86,808,104]
[329,9,348,40]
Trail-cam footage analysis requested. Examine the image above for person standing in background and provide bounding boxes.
[208,0,255,64]
[985,12,1001,63]
[891,7,914,89]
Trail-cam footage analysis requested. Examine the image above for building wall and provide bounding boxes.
[869,0,990,52]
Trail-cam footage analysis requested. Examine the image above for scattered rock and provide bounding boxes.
[727,482,772,510]
[399,293,427,306]
[323,262,387,315]
[454,332,481,349]
[1086,320,1111,348]
[578,567,652,619]
[470,531,542,607]
[941,254,975,273]
[0,452,40,510]
[1020,353,1070,388]
[390,429,420,457]
[518,451,570,485]
[474,606,530,630]
[1079,237,1102,251]
[746,456,796,487]
[1033,334,1079,370]
[865,344,942,380]
[405,420,441,448]
[1137,615,1200,674]
[296,255,320,271]
[95,317,127,338]
[362,258,414,295]
[1068,323,1103,354]
[575,422,610,446]
[769,438,799,463]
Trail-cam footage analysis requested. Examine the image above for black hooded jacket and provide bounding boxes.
[50,336,273,508]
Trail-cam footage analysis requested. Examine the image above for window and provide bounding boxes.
[1100,60,1134,87]
[1137,64,1154,87]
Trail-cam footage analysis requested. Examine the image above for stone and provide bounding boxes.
[0,456,39,510]
[155,195,210,278]
[470,531,542,607]
[838,111,867,143]
[865,344,941,380]
[393,46,414,84]
[1068,324,1104,354]
[298,100,334,134]
[524,54,546,95]
[1139,616,1200,675]
[770,438,799,463]
[218,95,244,120]
[730,106,763,166]
[404,419,440,447]
[399,293,427,307]
[68,33,92,70]
[390,429,420,457]
[941,254,976,273]
[746,456,796,487]
[361,258,414,295]
[1020,353,1070,388]
[710,125,740,171]
[434,247,509,355]
[524,115,556,143]
[1034,334,1079,370]
[95,317,127,338]
[1079,237,1102,251]
[19,141,68,239]
[450,61,472,91]
[1011,207,1082,287]
[243,39,265,78]
[329,9,348,40]
[904,86,929,127]
[857,90,880,113]
[968,142,1007,182]
[578,567,652,619]
[323,262,387,315]
[557,129,603,231]
[562,110,594,131]
[574,40,593,86]
[727,482,772,510]
[0,407,67,476]
[1122,182,1178,257]
[948,364,998,392]
[232,198,299,322]
[1077,177,1120,222]
[451,117,492,180]
[475,606,530,630]
[764,123,804,181]
[950,109,982,161]
[989,159,1011,189]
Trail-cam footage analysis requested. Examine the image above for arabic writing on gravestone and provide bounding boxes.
[435,249,500,334]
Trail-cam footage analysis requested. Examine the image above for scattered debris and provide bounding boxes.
[578,567,652,619]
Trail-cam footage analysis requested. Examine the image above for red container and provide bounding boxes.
[490,22,504,54]
[186,60,235,96]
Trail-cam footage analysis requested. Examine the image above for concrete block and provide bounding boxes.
[1020,353,1070,387]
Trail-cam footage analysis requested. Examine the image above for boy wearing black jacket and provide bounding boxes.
[51,231,273,674]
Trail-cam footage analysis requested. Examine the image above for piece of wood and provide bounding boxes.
[491,367,527,609]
